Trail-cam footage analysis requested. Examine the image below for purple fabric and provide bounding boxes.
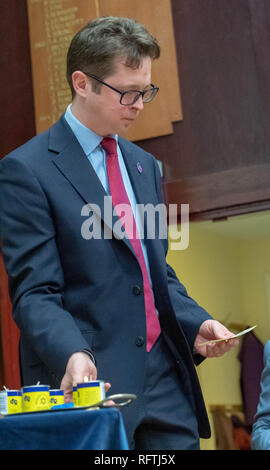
[238,332,264,426]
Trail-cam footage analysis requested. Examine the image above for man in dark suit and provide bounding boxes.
[0,17,238,449]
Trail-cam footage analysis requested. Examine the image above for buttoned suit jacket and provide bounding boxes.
[0,115,211,438]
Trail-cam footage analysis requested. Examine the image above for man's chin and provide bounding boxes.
[117,121,136,136]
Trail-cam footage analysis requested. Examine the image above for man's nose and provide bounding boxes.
[132,95,144,111]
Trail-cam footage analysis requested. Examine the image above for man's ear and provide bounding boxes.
[72,71,89,98]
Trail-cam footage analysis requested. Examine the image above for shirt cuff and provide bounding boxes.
[80,349,96,365]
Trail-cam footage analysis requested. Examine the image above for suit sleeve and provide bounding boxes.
[252,341,270,450]
[0,155,93,381]
[151,156,212,357]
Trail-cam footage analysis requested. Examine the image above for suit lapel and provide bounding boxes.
[118,138,153,208]
[49,116,134,253]
[50,117,106,207]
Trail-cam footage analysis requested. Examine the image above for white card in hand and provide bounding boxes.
[199,325,257,346]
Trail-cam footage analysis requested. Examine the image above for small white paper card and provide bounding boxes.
[199,325,257,346]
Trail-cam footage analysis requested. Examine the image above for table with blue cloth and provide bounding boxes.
[0,407,129,450]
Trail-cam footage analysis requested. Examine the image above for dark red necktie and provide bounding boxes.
[101,137,161,351]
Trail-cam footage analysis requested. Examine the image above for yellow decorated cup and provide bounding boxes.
[0,390,22,414]
[22,385,50,412]
[49,389,64,408]
[77,381,105,407]
[7,390,22,414]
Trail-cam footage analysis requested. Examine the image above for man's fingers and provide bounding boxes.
[206,336,239,357]
[103,399,115,407]
[60,354,112,406]
[63,389,73,403]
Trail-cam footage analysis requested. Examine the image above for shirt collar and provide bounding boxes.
[64,104,118,156]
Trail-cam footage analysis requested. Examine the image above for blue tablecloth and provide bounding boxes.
[0,407,129,450]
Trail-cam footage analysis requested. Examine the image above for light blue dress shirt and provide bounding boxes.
[64,104,152,281]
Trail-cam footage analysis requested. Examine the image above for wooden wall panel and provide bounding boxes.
[0,0,35,157]
[27,0,98,133]
[26,0,182,141]
[247,0,270,138]
[165,164,270,218]
[137,0,270,220]
[0,257,21,389]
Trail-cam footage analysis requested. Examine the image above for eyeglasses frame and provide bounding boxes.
[83,72,159,106]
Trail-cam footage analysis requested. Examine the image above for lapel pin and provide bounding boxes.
[137,162,142,174]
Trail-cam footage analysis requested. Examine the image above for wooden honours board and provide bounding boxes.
[27,0,182,141]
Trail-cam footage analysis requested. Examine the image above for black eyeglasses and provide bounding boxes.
[83,72,159,106]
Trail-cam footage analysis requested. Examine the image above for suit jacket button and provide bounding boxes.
[136,336,145,347]
[133,285,141,296]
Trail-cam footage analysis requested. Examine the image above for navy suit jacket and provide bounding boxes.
[0,115,211,438]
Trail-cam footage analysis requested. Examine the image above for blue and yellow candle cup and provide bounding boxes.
[49,389,64,408]
[0,390,22,414]
[22,385,50,412]
[73,386,78,407]
[77,380,105,407]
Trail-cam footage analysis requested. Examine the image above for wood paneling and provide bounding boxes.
[0,0,35,157]
[248,0,270,129]
[165,164,270,220]
[137,0,270,220]
[0,256,20,389]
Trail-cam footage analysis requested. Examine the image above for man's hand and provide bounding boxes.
[60,352,111,403]
[194,319,239,358]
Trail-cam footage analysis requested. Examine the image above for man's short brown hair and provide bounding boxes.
[66,16,160,99]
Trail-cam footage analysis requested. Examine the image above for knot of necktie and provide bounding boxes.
[101,137,117,157]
